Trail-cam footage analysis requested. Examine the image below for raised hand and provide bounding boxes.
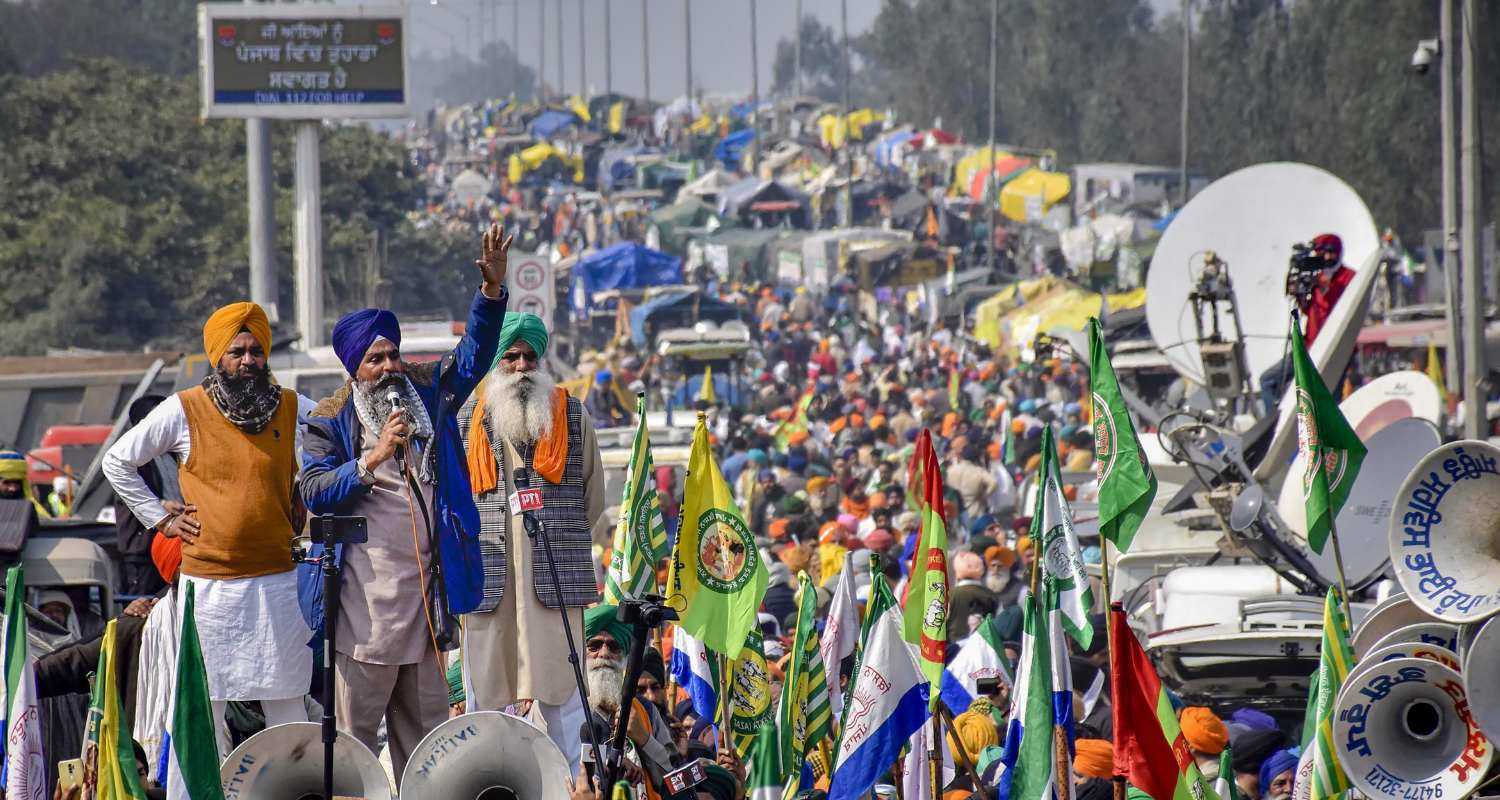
[476,223,514,297]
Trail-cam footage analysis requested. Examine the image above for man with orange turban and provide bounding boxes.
[1181,706,1230,778]
[104,298,319,753]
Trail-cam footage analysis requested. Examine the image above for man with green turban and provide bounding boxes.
[457,310,606,777]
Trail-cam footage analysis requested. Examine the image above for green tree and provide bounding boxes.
[772,16,846,102]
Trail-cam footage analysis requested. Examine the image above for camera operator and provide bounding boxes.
[1259,233,1355,413]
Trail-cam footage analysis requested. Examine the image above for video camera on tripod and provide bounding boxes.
[1285,241,1330,300]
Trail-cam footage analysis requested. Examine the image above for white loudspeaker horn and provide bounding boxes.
[220,722,394,800]
[399,711,572,800]
[1333,657,1492,800]
[1353,594,1434,659]
[1367,622,1461,657]
[1460,615,1500,743]
[1390,440,1500,623]
[1365,641,1461,672]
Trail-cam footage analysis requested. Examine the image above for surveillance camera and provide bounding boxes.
[1410,38,1440,75]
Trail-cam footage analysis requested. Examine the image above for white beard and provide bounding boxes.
[587,660,623,716]
[483,367,557,444]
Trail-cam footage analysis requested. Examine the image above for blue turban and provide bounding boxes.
[331,308,400,376]
[1019,399,1037,413]
[1259,749,1299,795]
[1230,708,1278,733]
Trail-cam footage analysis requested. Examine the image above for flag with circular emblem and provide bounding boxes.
[1088,317,1157,553]
[1290,316,1366,554]
[666,415,768,659]
[731,627,775,759]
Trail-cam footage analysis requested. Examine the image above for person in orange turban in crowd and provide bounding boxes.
[1181,706,1229,776]
[779,542,812,575]
[1072,738,1116,800]
[768,517,792,542]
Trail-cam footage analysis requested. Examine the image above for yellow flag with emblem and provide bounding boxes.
[666,415,768,659]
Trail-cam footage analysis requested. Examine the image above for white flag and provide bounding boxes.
[820,551,859,721]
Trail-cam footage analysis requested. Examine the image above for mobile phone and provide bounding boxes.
[58,758,82,790]
[976,677,1004,696]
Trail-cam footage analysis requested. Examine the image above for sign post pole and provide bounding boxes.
[294,121,323,350]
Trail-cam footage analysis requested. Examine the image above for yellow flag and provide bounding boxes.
[82,620,147,799]
[666,415,767,658]
[1427,341,1448,401]
[568,95,592,122]
[697,365,717,405]
[608,101,626,134]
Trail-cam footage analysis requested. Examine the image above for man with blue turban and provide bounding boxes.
[456,309,606,776]
[298,224,512,779]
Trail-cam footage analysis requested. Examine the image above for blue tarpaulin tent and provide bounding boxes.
[570,242,683,313]
[627,290,743,347]
[529,109,580,139]
[714,129,756,171]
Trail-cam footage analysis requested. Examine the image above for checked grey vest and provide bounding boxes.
[458,394,599,611]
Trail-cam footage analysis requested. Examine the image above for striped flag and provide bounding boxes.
[669,627,721,725]
[1032,426,1095,649]
[1215,747,1241,800]
[901,429,948,704]
[1,565,45,798]
[778,572,831,779]
[604,395,668,604]
[1109,607,1217,800]
[1309,588,1353,800]
[730,628,776,759]
[828,575,929,800]
[82,620,148,799]
[820,550,860,722]
[999,593,1056,800]
[165,583,223,799]
[939,613,1015,716]
[1290,317,1366,554]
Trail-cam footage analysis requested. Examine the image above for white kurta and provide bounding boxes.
[104,391,318,702]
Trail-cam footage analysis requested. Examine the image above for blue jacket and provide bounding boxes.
[297,289,507,637]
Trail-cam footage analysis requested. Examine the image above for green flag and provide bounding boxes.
[1215,747,1241,800]
[169,582,225,799]
[1001,593,1056,800]
[777,572,831,780]
[1309,588,1354,800]
[1088,316,1158,552]
[665,415,768,658]
[747,716,784,800]
[604,395,668,604]
[901,429,948,706]
[1290,317,1367,554]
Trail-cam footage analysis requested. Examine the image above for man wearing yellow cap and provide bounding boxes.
[103,299,317,753]
[0,449,51,519]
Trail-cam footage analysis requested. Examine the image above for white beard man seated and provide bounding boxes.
[457,312,605,776]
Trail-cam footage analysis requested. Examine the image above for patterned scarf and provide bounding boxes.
[202,372,282,434]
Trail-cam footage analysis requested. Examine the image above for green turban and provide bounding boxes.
[493,312,550,368]
[584,604,633,650]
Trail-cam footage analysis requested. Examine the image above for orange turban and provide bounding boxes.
[1074,739,1114,779]
[1180,707,1228,755]
[202,301,272,366]
[987,442,1002,461]
[788,430,811,446]
[870,414,887,430]
[869,491,888,511]
[1010,418,1027,434]
[806,476,830,494]
[1016,536,1033,556]
[151,532,182,583]
[984,545,1017,569]
[946,708,999,766]
[768,518,791,541]
[780,544,811,574]
[819,522,843,545]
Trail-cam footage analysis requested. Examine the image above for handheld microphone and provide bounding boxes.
[510,467,545,539]
[386,389,407,472]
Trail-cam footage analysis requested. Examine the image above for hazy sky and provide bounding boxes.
[413,0,882,101]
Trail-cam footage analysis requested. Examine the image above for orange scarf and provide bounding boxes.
[466,385,570,494]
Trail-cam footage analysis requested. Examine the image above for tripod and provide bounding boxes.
[298,514,367,800]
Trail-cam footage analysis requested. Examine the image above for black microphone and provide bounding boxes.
[513,467,544,540]
[386,389,407,473]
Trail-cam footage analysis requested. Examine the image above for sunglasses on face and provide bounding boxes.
[587,637,622,654]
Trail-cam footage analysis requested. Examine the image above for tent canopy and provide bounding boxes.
[570,242,683,311]
[529,109,580,139]
[718,178,810,228]
[972,276,1146,357]
[628,290,744,347]
[1000,168,1071,222]
[714,128,756,170]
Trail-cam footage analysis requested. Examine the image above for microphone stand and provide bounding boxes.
[296,514,366,800]
[513,466,599,785]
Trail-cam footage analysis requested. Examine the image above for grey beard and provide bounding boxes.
[587,661,623,716]
[484,368,557,444]
[356,373,406,421]
[985,571,1012,593]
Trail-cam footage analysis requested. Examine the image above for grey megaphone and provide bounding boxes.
[1332,657,1491,800]
[220,721,394,800]
[399,711,572,800]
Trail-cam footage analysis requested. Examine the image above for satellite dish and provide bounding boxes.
[1337,370,1444,439]
[1146,162,1379,386]
[1229,484,1265,532]
[1276,417,1441,590]
[1352,594,1436,659]
[1363,640,1460,671]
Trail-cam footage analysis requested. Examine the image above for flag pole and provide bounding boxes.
[1327,518,1353,620]
[937,703,987,788]
[928,713,943,800]
[718,650,731,753]
[1101,540,1126,800]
